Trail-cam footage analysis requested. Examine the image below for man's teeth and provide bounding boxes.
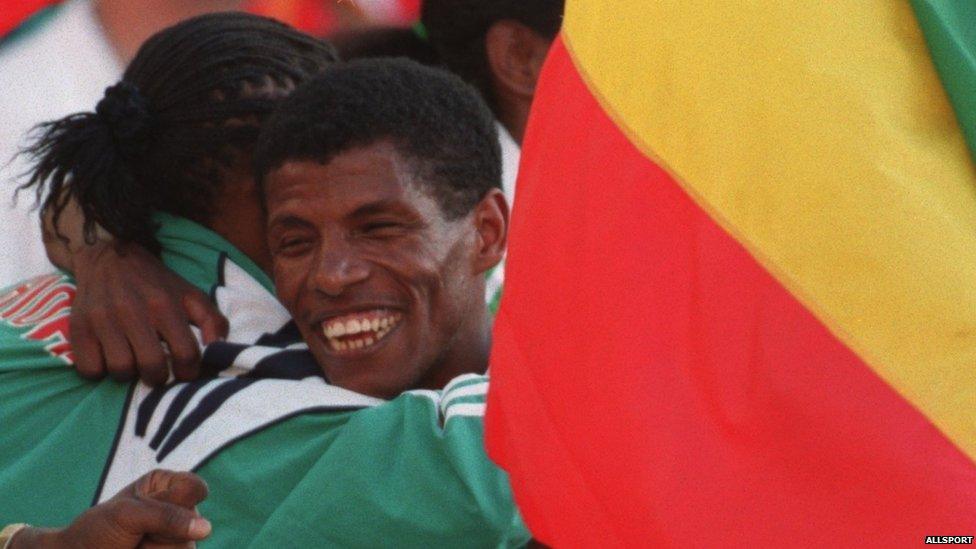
[322,312,401,352]
[324,317,396,338]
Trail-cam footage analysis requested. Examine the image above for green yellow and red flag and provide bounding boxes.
[486,1,976,546]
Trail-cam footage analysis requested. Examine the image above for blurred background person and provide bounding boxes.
[421,0,562,145]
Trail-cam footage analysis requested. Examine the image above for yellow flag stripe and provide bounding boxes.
[563,0,976,459]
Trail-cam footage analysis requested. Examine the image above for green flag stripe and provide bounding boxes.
[911,0,976,163]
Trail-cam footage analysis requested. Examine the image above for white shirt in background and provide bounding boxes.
[485,122,520,307]
[497,121,520,207]
[0,0,122,287]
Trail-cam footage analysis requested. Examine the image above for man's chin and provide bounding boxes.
[325,368,411,400]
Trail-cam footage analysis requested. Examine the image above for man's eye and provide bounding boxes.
[276,238,313,255]
[362,222,403,236]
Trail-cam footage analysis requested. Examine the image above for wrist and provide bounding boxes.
[70,240,116,282]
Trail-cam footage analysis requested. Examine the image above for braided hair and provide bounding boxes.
[22,12,338,253]
[420,0,564,110]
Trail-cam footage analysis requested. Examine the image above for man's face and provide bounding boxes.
[264,141,485,399]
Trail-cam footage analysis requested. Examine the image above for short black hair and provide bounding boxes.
[22,12,338,252]
[255,58,501,220]
[421,0,564,108]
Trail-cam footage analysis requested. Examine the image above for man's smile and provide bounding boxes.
[318,309,404,354]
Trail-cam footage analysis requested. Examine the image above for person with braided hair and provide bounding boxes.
[421,0,563,147]
[0,13,528,548]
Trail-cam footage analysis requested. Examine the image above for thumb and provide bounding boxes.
[182,291,228,345]
[115,497,212,541]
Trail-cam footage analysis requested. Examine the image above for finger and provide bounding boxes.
[182,292,227,345]
[163,473,208,508]
[113,497,211,542]
[70,316,107,380]
[119,467,170,500]
[140,288,200,383]
[88,306,137,382]
[118,307,169,387]
[154,307,200,382]
[116,296,170,387]
[143,472,209,509]
[157,296,208,381]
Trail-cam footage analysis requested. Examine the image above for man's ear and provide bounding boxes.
[485,20,551,99]
[471,188,509,275]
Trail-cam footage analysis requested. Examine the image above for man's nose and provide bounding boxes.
[311,244,371,297]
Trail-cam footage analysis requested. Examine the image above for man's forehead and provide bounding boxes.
[266,149,402,199]
[264,146,448,225]
[267,141,411,187]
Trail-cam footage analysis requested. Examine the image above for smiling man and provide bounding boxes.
[256,59,507,399]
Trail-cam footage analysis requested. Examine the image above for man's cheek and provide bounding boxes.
[272,262,301,316]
